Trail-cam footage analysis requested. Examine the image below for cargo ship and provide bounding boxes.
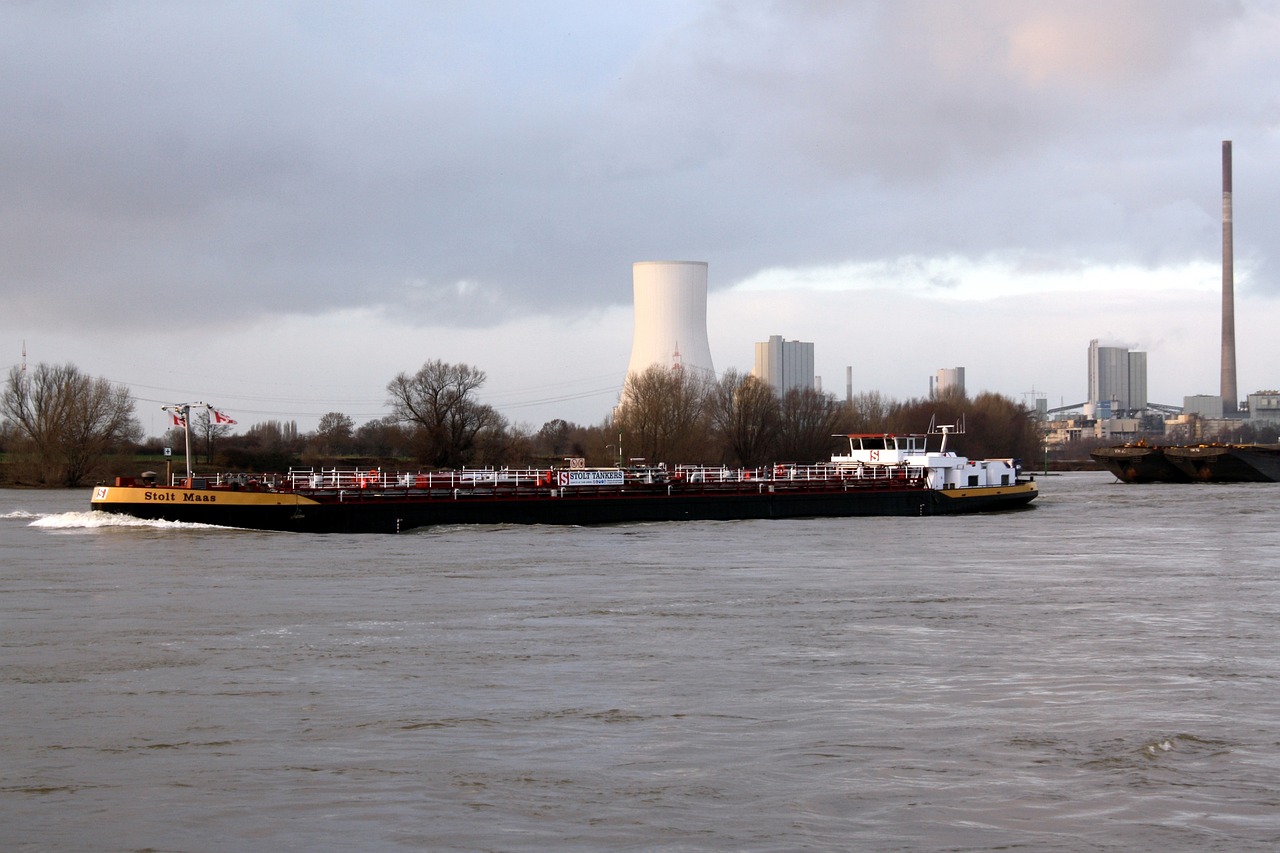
[1091,442,1280,483]
[90,429,1036,533]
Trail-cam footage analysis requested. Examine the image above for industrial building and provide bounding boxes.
[931,367,965,398]
[1043,145,1279,447]
[1183,394,1224,420]
[752,335,814,395]
[1247,392,1280,424]
[626,261,715,379]
[1087,339,1147,417]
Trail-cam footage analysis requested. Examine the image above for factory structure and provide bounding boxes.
[1221,140,1238,415]
[1085,341,1147,418]
[931,367,965,399]
[622,141,1275,448]
[1041,141,1280,446]
[626,261,716,379]
[622,260,982,409]
[625,260,820,398]
[752,336,815,395]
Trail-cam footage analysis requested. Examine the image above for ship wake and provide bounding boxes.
[28,511,227,531]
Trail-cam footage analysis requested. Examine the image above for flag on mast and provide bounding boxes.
[212,409,237,425]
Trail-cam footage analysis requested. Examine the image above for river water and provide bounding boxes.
[2,471,1277,852]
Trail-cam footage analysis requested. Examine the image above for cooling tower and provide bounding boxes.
[626,261,715,378]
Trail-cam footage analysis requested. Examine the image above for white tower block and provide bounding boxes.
[626,260,715,379]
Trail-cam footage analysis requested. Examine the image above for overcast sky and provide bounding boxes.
[3,0,1278,435]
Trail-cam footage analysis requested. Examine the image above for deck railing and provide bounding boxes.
[268,464,927,492]
[175,463,928,493]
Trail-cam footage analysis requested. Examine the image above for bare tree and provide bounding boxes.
[353,417,410,458]
[312,411,355,456]
[776,387,843,462]
[536,418,573,459]
[386,360,502,467]
[843,390,895,434]
[885,391,1044,462]
[708,369,780,466]
[190,408,234,464]
[2,362,141,486]
[615,365,712,463]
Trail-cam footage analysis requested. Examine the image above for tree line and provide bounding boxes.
[1,359,1044,486]
[614,364,1043,467]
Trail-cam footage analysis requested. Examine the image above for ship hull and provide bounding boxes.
[1092,444,1280,483]
[1163,445,1280,483]
[91,480,1037,534]
[1089,446,1190,483]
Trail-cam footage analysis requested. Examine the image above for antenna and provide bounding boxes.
[927,414,966,453]
[161,401,208,481]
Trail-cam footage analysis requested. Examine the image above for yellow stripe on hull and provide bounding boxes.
[935,482,1038,501]
[91,485,320,508]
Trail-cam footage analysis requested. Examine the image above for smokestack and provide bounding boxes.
[1221,140,1238,414]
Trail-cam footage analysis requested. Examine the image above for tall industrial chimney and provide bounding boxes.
[1221,140,1238,414]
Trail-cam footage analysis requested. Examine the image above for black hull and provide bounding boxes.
[1090,446,1190,483]
[1093,444,1280,484]
[1164,445,1280,483]
[92,482,1037,534]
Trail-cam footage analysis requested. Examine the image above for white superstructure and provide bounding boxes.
[626,261,715,378]
[830,426,1022,491]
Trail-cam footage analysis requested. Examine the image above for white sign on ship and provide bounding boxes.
[557,469,626,487]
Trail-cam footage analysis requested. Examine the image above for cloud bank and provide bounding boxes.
[3,1,1277,428]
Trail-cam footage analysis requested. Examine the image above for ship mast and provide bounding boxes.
[928,414,965,453]
[161,402,207,481]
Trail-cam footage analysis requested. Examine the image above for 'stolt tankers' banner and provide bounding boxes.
[557,470,626,487]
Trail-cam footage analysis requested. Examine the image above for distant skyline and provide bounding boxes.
[3,1,1278,434]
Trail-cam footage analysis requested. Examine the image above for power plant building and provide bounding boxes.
[626,261,715,379]
[931,367,965,398]
[1088,339,1147,417]
[753,335,814,395]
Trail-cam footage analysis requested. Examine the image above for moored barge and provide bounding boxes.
[1089,444,1191,483]
[1092,442,1280,483]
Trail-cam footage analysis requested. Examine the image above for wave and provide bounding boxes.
[28,511,227,531]
[1,510,43,520]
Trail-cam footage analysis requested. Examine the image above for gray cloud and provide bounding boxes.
[3,0,1277,338]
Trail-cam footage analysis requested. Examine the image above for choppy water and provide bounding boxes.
[2,472,1278,852]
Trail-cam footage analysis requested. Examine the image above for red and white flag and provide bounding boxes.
[171,413,186,427]
[212,409,237,425]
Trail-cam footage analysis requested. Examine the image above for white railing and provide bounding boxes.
[184,463,929,492]
[279,467,558,491]
[297,465,929,489]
